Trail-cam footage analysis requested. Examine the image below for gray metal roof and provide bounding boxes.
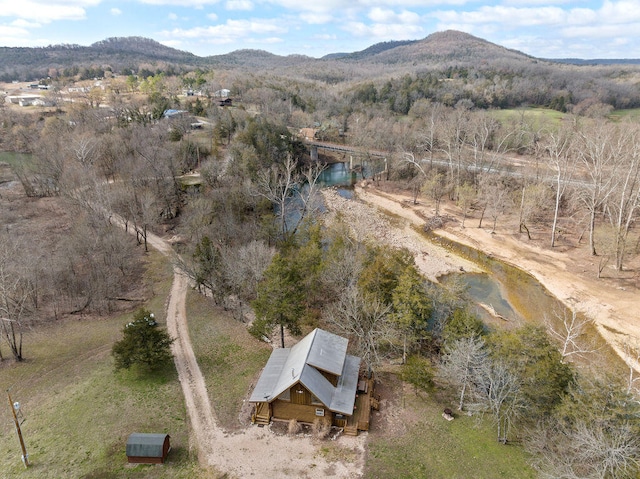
[126,433,169,457]
[330,355,361,413]
[249,329,360,416]
[306,329,348,375]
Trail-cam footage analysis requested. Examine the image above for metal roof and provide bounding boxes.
[126,433,169,458]
[249,328,360,416]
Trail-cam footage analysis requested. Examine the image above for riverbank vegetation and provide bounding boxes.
[1,33,640,476]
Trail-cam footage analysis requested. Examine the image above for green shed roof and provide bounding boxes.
[126,433,169,458]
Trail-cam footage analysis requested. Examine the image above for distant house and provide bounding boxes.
[299,128,318,141]
[126,433,171,464]
[162,109,188,119]
[214,88,231,98]
[249,328,376,435]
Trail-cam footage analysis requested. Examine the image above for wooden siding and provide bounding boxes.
[272,400,326,424]
[320,369,339,386]
[290,384,311,405]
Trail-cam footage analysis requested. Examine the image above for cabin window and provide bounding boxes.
[311,395,323,406]
[278,389,290,401]
[315,408,325,417]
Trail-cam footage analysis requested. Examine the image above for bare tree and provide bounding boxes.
[421,171,449,216]
[543,125,577,247]
[439,335,488,411]
[575,120,620,256]
[477,173,513,232]
[545,308,598,360]
[470,359,525,444]
[324,285,393,375]
[605,123,640,271]
[0,235,35,361]
[621,341,640,396]
[254,155,324,244]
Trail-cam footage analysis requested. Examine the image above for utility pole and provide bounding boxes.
[7,389,29,468]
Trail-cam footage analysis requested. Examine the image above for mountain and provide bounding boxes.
[206,49,315,69]
[323,40,418,60]
[0,37,201,80]
[89,37,197,63]
[0,31,638,82]
[546,58,640,66]
[358,30,537,66]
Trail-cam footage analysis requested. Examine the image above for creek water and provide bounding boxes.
[434,233,566,327]
[315,165,565,325]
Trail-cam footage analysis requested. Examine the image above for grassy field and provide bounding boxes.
[490,106,565,129]
[186,291,272,430]
[0,151,33,168]
[609,108,640,122]
[0,251,209,479]
[365,373,536,479]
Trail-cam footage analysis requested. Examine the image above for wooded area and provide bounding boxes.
[1,32,640,477]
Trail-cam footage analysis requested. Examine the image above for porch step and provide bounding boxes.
[253,414,270,425]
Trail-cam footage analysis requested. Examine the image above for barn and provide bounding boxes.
[125,433,171,464]
[249,328,377,435]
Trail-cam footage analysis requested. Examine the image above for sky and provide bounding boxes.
[0,1,639,59]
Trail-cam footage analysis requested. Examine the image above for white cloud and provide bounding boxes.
[168,12,178,20]
[345,21,424,39]
[140,0,220,5]
[368,7,420,24]
[0,0,100,23]
[161,18,287,45]
[0,25,30,38]
[562,22,640,39]
[207,12,218,20]
[226,0,253,10]
[314,33,337,40]
[300,12,334,24]
[433,6,568,28]
[10,19,41,28]
[111,8,122,15]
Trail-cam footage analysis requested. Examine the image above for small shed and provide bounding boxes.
[126,433,171,464]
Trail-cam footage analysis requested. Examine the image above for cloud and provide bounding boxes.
[368,7,420,24]
[0,0,100,23]
[0,24,30,38]
[10,19,41,28]
[111,8,122,16]
[168,12,179,20]
[300,12,334,24]
[207,12,218,20]
[161,18,287,45]
[226,0,253,10]
[140,0,220,5]
[345,21,425,39]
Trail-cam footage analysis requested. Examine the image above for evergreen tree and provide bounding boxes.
[112,309,174,371]
[251,253,305,348]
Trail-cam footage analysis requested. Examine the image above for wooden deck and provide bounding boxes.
[345,377,378,436]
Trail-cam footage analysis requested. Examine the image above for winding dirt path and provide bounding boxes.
[140,227,366,478]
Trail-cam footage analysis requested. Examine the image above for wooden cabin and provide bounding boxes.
[126,433,171,464]
[250,328,376,435]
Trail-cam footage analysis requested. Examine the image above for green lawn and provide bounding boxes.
[365,373,536,479]
[609,108,640,122]
[0,151,33,168]
[0,251,209,479]
[186,291,272,430]
[490,107,565,129]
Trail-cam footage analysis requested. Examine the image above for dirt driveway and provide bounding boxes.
[142,227,367,478]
